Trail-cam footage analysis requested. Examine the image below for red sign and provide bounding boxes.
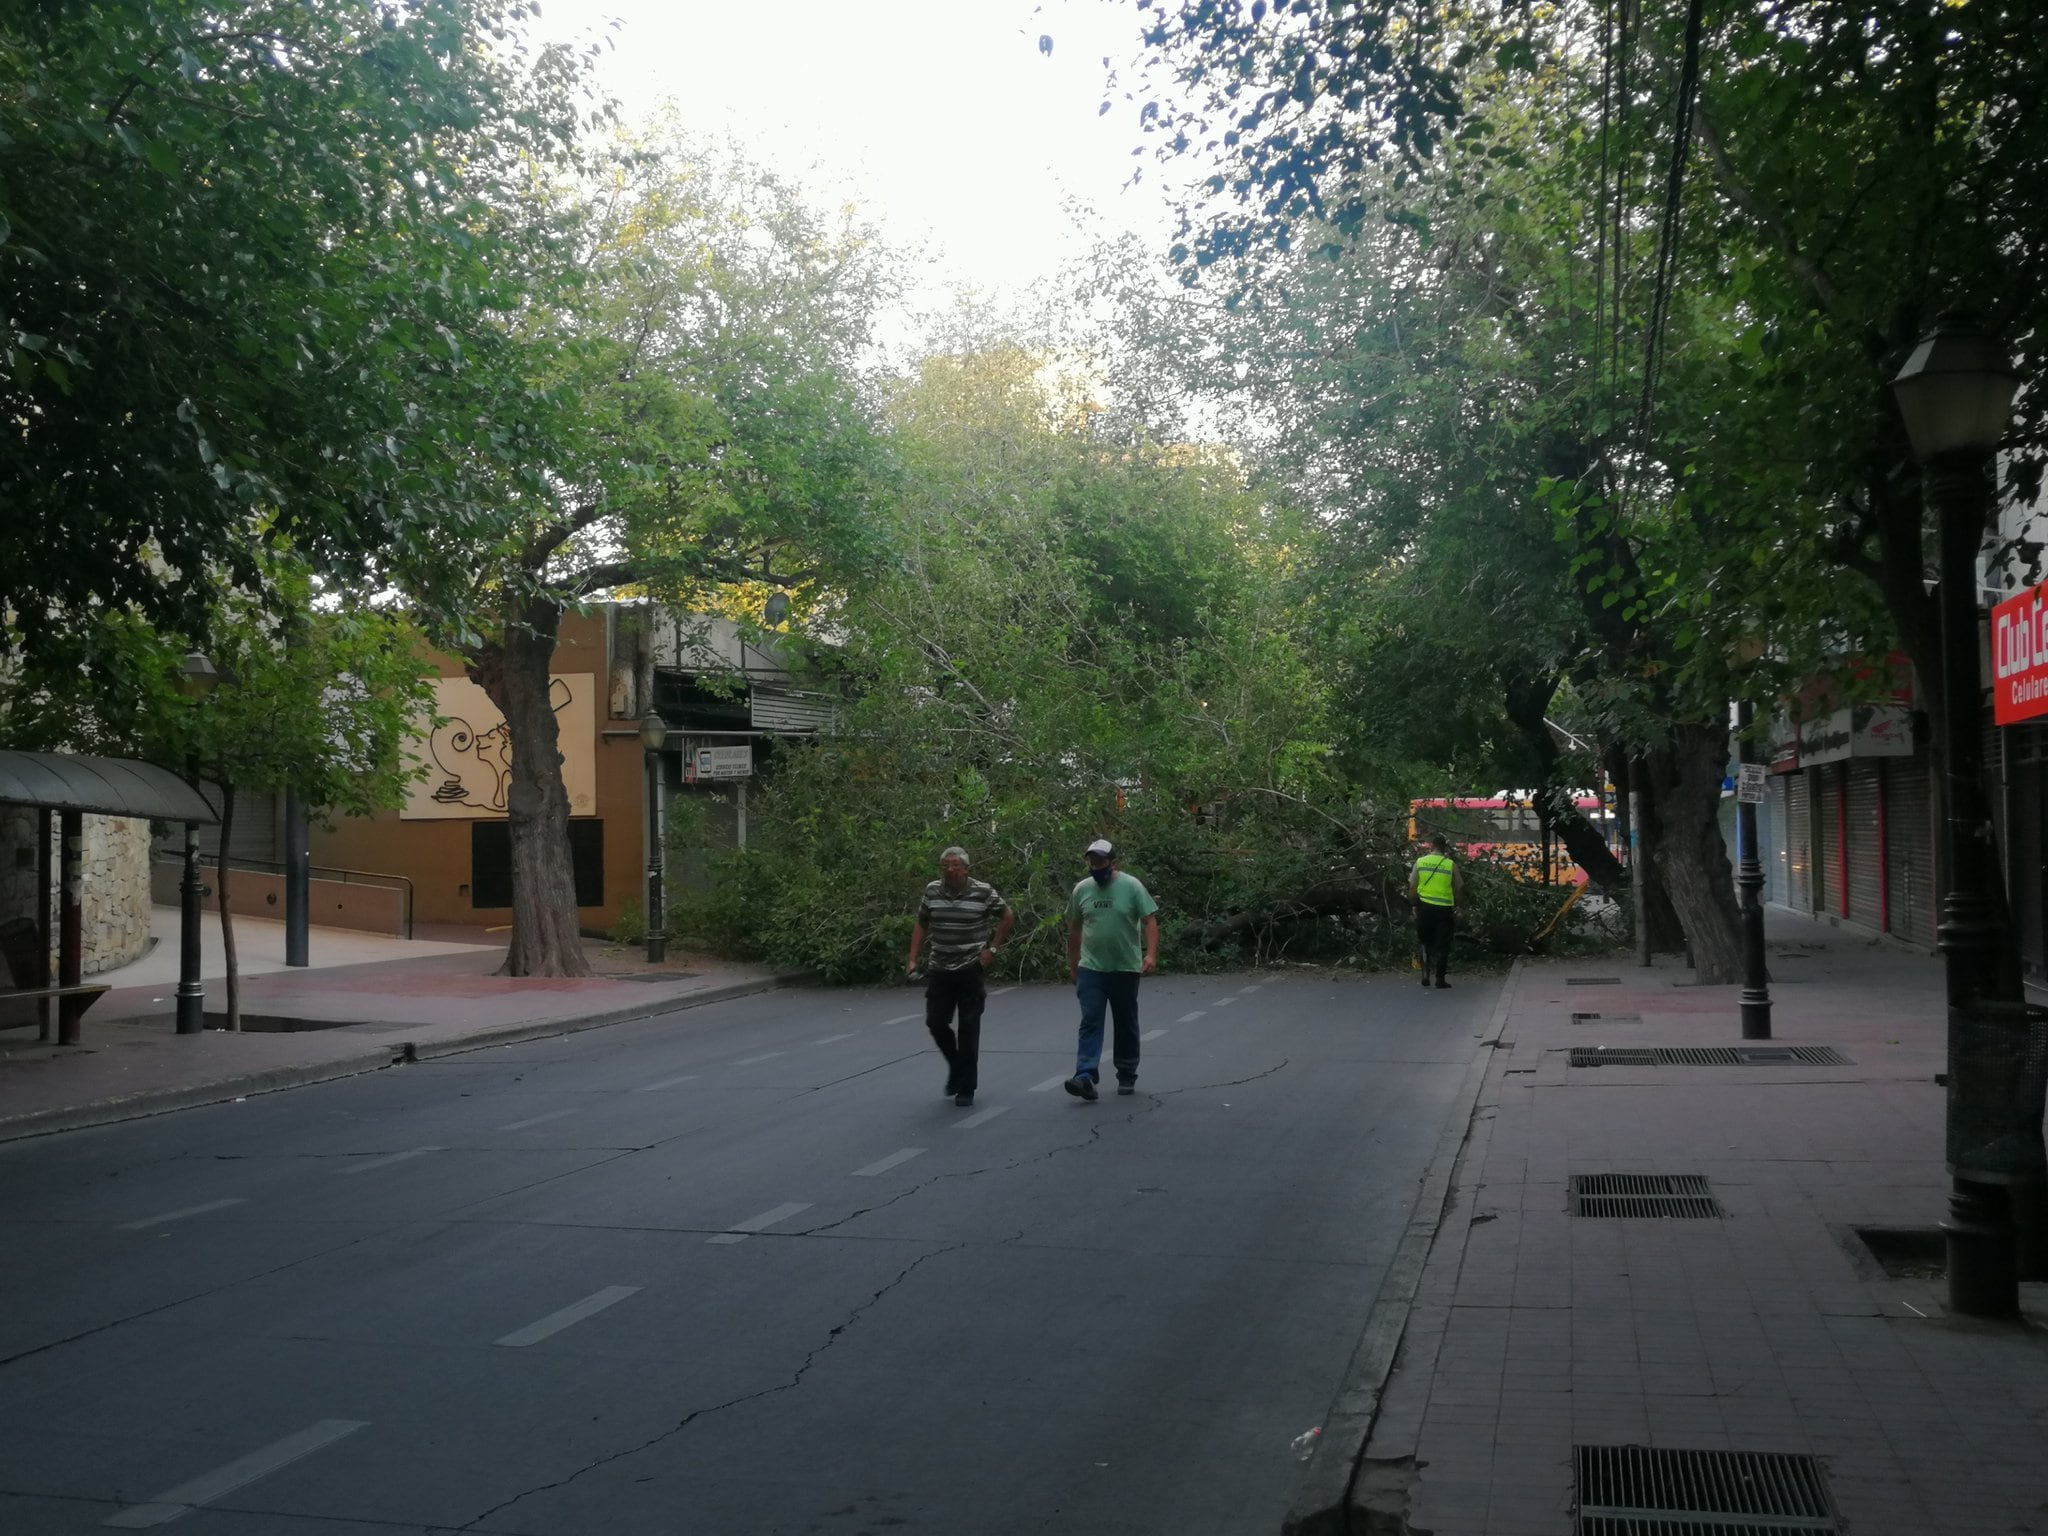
[1992,581,2048,725]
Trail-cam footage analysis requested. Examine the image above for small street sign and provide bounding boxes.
[694,745,753,780]
[1736,762,1767,804]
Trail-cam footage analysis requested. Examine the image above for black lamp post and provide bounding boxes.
[640,711,669,965]
[1734,696,1773,1040]
[1892,312,2025,1318]
[172,651,219,1034]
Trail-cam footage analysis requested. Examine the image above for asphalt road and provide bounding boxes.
[0,968,1500,1536]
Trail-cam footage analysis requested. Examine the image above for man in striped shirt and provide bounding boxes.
[906,846,1015,1107]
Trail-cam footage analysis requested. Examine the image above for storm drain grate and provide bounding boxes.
[1574,1445,1837,1535]
[1569,1046,1850,1068]
[1572,1012,1644,1025]
[1568,976,1623,985]
[1571,1173,1723,1218]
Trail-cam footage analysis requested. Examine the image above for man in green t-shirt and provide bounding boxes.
[1063,838,1159,1102]
[1409,834,1463,989]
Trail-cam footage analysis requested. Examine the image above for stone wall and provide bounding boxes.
[0,808,155,978]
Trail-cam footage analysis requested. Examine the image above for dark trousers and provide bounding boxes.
[1416,904,1455,983]
[1074,967,1141,1085]
[925,964,987,1091]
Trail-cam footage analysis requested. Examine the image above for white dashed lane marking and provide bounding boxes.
[1141,1029,1166,1041]
[730,1051,788,1067]
[852,1148,927,1178]
[1028,1075,1068,1093]
[881,1013,921,1025]
[497,1108,581,1132]
[810,1032,856,1045]
[955,1105,1011,1129]
[494,1285,641,1348]
[989,986,1016,996]
[1213,997,1238,1008]
[636,1073,698,1092]
[1176,1011,1206,1023]
[334,1148,439,1177]
[119,1199,245,1231]
[708,1201,812,1244]
[103,1419,368,1528]
[1239,983,1261,993]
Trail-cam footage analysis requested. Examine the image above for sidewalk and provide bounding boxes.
[0,908,800,1143]
[1296,911,2048,1536]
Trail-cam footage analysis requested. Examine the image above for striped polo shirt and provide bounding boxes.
[918,878,1010,972]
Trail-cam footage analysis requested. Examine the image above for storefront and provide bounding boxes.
[1763,658,1939,949]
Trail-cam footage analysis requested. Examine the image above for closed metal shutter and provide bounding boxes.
[1815,767,1840,914]
[2011,724,2048,987]
[1884,755,1937,947]
[1846,763,1883,928]
[196,787,278,868]
[1765,776,1789,906]
[1787,771,1811,911]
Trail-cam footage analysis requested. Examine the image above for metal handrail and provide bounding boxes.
[153,853,414,940]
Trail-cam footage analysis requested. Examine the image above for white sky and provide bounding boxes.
[539,0,1198,315]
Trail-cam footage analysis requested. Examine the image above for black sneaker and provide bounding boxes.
[1116,1082,1135,1096]
[1419,974,1430,988]
[953,1090,974,1108]
[1063,1075,1098,1102]
[1434,979,1450,989]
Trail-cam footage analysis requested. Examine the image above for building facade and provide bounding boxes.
[312,605,831,935]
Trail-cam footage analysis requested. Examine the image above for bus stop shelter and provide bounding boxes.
[0,751,219,1043]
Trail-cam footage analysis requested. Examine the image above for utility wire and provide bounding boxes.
[1633,0,1706,454]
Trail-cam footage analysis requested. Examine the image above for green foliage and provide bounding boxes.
[0,0,598,656]
[667,340,1431,982]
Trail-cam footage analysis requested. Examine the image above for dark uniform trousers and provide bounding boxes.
[925,964,987,1092]
[1416,903,1455,984]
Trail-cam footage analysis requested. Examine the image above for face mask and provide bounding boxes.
[1090,866,1114,886]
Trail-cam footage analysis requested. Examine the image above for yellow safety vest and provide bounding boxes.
[1415,853,1456,907]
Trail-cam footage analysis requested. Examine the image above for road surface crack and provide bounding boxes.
[457,1242,964,1530]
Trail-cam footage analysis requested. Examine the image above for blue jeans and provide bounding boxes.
[1074,967,1141,1085]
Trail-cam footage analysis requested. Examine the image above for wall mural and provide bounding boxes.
[401,674,597,820]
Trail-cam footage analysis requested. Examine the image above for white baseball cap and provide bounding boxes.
[1084,838,1114,857]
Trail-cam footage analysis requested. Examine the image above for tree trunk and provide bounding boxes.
[1644,721,1746,984]
[1629,755,1689,954]
[216,780,241,1031]
[470,596,592,978]
[1501,672,1627,890]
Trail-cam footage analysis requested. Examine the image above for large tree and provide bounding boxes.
[436,138,896,976]
[1,0,594,657]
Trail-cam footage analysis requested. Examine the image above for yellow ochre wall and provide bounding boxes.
[309,614,645,933]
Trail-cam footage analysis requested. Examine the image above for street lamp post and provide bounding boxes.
[1892,312,2028,1318]
[640,711,669,965]
[1735,698,1773,1040]
[173,651,220,1035]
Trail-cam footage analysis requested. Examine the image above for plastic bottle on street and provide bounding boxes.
[1290,1426,1322,1462]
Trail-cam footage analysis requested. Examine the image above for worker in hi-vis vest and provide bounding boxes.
[1408,834,1463,989]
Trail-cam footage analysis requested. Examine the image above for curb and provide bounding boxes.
[1280,959,1521,1536]
[0,971,809,1146]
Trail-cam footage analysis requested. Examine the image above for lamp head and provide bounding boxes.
[173,651,219,700]
[638,711,669,753]
[1891,311,2020,460]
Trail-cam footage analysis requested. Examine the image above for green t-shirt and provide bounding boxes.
[1067,871,1159,973]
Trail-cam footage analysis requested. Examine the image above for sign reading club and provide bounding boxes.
[1992,580,2048,725]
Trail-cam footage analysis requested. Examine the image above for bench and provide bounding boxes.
[0,982,110,1043]
[0,916,107,1044]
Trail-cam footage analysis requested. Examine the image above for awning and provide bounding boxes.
[0,751,220,824]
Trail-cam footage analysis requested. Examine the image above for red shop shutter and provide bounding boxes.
[1787,771,1812,912]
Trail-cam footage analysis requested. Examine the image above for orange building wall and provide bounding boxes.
[309,613,646,934]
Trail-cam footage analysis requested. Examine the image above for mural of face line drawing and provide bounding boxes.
[428,678,572,811]
[407,677,590,821]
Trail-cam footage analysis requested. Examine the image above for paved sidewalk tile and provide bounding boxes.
[1359,913,2048,1536]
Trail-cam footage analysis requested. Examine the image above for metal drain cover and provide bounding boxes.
[1567,976,1623,985]
[1568,1046,1851,1068]
[1570,1173,1723,1218]
[1571,1012,1644,1025]
[1575,1445,1837,1533]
